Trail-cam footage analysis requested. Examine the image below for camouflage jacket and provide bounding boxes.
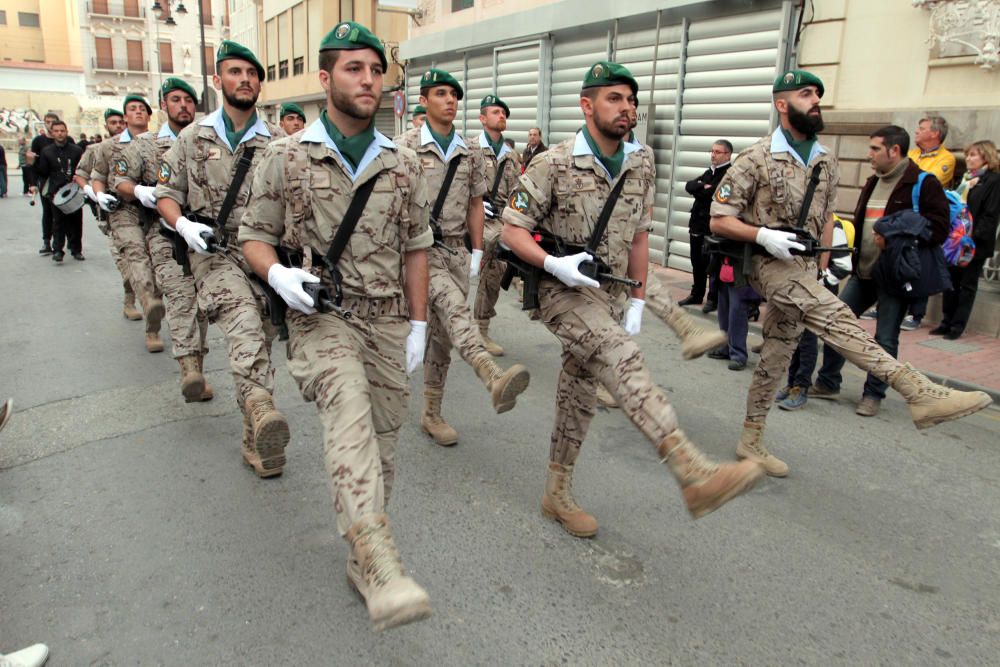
[89,133,127,184]
[466,131,521,215]
[75,144,100,181]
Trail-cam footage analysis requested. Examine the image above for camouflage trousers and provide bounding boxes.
[537,280,679,466]
[286,308,409,536]
[425,240,491,389]
[746,255,904,424]
[473,220,507,321]
[644,271,679,322]
[109,206,158,309]
[190,247,277,410]
[105,231,133,298]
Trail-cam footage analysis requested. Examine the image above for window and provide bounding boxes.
[124,0,140,18]
[126,40,144,71]
[95,37,114,69]
[201,0,213,26]
[279,59,288,79]
[0,10,7,25]
[451,0,474,11]
[293,56,304,76]
[18,12,41,27]
[92,0,109,14]
[159,42,174,74]
[203,45,215,75]
[267,64,276,81]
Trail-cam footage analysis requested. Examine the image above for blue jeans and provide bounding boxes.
[717,283,760,364]
[816,277,906,399]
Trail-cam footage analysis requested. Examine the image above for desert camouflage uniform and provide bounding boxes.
[239,121,432,534]
[468,131,521,321]
[80,141,133,297]
[709,131,903,425]
[155,110,283,410]
[114,127,209,358]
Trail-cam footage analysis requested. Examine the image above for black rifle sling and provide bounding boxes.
[322,175,379,269]
[431,155,462,226]
[795,163,823,230]
[214,145,257,230]
[584,175,629,255]
[488,156,507,203]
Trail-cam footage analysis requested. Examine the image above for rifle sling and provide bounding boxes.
[584,176,628,255]
[488,156,507,204]
[430,155,462,233]
[214,145,257,232]
[321,175,379,270]
[795,163,823,230]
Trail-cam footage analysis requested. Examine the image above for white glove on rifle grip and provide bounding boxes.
[83,184,97,202]
[267,263,319,315]
[95,192,117,212]
[134,184,158,209]
[543,251,601,288]
[175,216,214,255]
[755,227,806,261]
[406,320,427,374]
[469,248,484,278]
[622,298,645,336]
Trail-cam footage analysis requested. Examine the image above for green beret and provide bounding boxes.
[319,21,387,71]
[160,77,198,105]
[280,103,305,120]
[419,68,464,100]
[581,61,638,96]
[216,40,265,80]
[104,108,123,121]
[772,69,824,97]
[412,105,426,117]
[480,95,510,118]
[122,94,152,115]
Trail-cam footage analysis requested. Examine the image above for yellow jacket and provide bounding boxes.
[908,146,957,189]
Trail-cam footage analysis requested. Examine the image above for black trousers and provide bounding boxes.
[51,205,83,255]
[22,166,33,193]
[940,255,987,333]
[40,196,54,244]
[689,233,710,299]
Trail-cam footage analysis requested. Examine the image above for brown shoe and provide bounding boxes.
[473,355,530,414]
[122,293,142,321]
[144,332,164,353]
[735,421,789,477]
[658,430,764,519]
[178,355,205,402]
[421,387,458,446]
[196,355,214,401]
[664,307,728,360]
[347,513,432,631]
[244,390,288,477]
[889,363,992,429]
[477,319,504,357]
[144,297,165,333]
[541,462,598,537]
[855,396,881,417]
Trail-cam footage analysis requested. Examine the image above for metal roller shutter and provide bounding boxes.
[547,28,609,146]
[495,42,541,147]
[464,50,495,136]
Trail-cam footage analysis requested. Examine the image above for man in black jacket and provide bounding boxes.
[679,139,732,307]
[811,125,949,417]
[34,120,85,262]
[26,113,60,253]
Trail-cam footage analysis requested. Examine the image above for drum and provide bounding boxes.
[53,182,86,214]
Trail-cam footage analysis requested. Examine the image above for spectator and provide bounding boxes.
[707,278,761,371]
[34,120,85,262]
[91,134,103,143]
[18,136,31,195]
[26,112,60,254]
[0,142,6,197]
[77,135,90,151]
[679,139,733,308]
[812,125,950,417]
[521,127,547,171]
[932,140,1000,340]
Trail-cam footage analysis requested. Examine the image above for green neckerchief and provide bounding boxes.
[320,109,375,170]
[428,124,455,155]
[582,126,624,179]
[222,110,257,150]
[485,131,504,157]
[782,128,816,166]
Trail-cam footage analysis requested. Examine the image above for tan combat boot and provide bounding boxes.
[421,387,458,446]
[143,296,165,353]
[889,363,992,429]
[346,513,432,632]
[541,462,598,537]
[477,319,504,356]
[596,383,618,408]
[196,355,214,401]
[178,355,206,402]
[664,307,728,360]
[122,284,142,321]
[657,429,764,519]
[243,389,289,477]
[735,421,789,477]
[472,355,530,414]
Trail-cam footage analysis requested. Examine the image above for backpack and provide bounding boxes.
[940,188,976,267]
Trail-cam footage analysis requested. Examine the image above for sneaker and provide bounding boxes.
[707,346,729,360]
[38,244,53,255]
[900,316,921,331]
[778,386,808,411]
[702,300,718,314]
[52,252,64,263]
[860,308,877,320]
[809,382,840,400]
[855,396,881,417]
[728,359,747,371]
[775,385,792,402]
[72,252,86,261]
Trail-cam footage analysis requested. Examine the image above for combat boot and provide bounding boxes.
[143,297,165,353]
[735,421,789,477]
[889,363,992,429]
[541,462,598,537]
[596,383,618,408]
[472,355,530,414]
[421,387,458,446]
[346,513,432,632]
[476,319,504,356]
[196,355,214,401]
[122,284,142,321]
[243,389,289,477]
[657,429,763,519]
[664,306,728,360]
[178,355,205,402]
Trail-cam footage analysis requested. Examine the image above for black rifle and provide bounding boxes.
[429,155,461,255]
[159,221,217,277]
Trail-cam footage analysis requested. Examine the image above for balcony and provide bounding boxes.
[87,2,147,21]
[92,56,151,74]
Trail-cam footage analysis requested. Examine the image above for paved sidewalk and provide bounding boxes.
[653,266,1000,400]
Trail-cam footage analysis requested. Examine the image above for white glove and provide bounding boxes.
[406,320,427,374]
[83,184,97,202]
[175,216,215,254]
[483,200,495,219]
[96,192,117,212]
[820,268,839,287]
[470,248,484,279]
[543,252,600,288]
[755,227,806,261]
[134,184,157,209]
[622,298,645,336]
[267,263,320,315]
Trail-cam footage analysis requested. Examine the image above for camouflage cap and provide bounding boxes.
[123,94,152,115]
[160,77,198,104]
[581,61,638,96]
[772,69,824,97]
[319,21,387,71]
[480,94,510,118]
[412,104,426,117]
[104,108,124,120]
[419,68,464,100]
[216,40,265,80]
[280,102,306,120]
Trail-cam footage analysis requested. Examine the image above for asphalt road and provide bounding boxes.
[2,187,999,665]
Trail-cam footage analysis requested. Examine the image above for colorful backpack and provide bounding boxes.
[941,188,975,267]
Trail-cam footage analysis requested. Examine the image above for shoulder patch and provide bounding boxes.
[715,183,732,203]
[510,190,530,214]
[113,159,128,176]
[158,163,171,184]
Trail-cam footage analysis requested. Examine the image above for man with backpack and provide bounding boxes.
[811,125,950,417]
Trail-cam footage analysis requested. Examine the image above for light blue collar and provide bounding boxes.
[300,118,396,183]
[770,129,828,167]
[571,130,641,180]
[478,131,512,160]
[420,122,466,161]
[118,128,133,143]
[157,124,178,141]
[198,108,272,152]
